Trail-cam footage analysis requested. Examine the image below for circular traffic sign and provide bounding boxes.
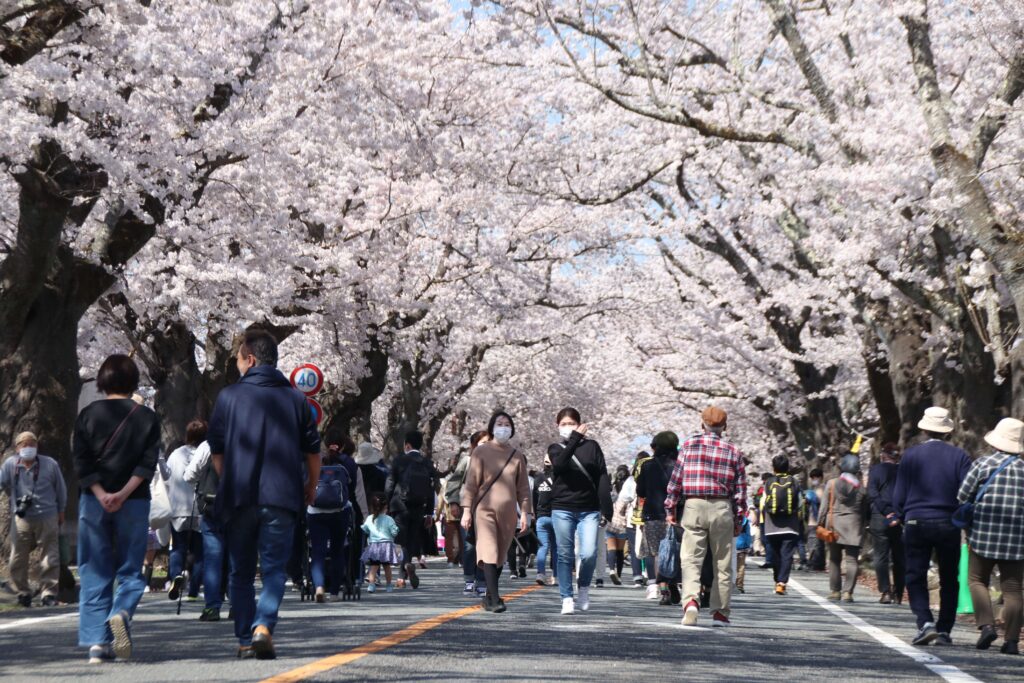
[290,363,324,396]
[307,397,323,426]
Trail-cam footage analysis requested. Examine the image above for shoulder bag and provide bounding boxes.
[815,480,839,544]
[952,456,1018,530]
[465,448,517,545]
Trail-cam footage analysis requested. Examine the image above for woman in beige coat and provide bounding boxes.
[821,454,869,602]
[462,412,532,612]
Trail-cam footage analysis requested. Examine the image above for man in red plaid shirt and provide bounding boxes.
[666,406,747,627]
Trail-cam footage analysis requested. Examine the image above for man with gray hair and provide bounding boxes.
[0,432,67,607]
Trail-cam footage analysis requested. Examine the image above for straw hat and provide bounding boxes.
[984,418,1024,455]
[917,407,954,434]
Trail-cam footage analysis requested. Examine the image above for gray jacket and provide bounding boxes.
[0,454,67,520]
[820,475,868,547]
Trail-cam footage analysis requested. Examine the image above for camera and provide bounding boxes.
[15,494,34,518]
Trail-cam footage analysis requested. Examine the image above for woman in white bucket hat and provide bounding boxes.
[957,418,1024,656]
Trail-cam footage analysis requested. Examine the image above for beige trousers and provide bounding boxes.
[680,498,735,615]
[9,514,60,599]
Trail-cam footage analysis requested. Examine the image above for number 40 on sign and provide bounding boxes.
[290,363,324,396]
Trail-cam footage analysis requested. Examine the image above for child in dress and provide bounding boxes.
[360,493,402,593]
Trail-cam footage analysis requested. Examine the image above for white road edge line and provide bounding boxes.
[789,579,984,683]
[0,597,160,632]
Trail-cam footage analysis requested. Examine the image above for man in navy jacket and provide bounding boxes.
[209,330,321,660]
[893,407,972,647]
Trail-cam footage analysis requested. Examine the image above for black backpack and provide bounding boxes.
[314,465,350,509]
[401,454,435,506]
[765,475,797,516]
[195,459,219,516]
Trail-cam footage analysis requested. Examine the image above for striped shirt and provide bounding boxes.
[664,432,747,517]
[958,452,1024,561]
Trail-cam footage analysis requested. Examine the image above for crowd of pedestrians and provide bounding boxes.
[2,329,1024,664]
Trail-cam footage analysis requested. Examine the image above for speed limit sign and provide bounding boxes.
[290,363,324,396]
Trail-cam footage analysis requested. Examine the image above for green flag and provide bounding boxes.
[957,543,973,614]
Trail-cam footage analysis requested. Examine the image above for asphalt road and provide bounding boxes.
[0,564,1020,682]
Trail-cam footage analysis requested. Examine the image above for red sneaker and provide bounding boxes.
[711,611,730,627]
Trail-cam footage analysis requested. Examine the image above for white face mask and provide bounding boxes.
[558,426,576,440]
[493,426,513,444]
[810,478,821,487]
[19,447,37,461]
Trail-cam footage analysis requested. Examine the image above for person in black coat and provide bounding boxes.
[868,443,904,604]
[548,407,613,615]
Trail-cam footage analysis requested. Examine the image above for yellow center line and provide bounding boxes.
[260,584,545,683]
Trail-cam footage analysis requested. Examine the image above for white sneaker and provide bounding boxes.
[682,600,699,626]
[645,584,660,600]
[536,573,548,586]
[561,597,575,615]
[578,587,591,611]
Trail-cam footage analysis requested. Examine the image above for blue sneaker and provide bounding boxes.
[385,584,394,593]
[367,583,377,594]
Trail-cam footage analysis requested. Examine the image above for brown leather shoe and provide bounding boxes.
[251,625,275,660]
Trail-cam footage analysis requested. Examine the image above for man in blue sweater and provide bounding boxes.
[893,407,972,647]
[209,330,321,660]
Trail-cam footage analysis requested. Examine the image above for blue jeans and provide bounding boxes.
[552,509,599,599]
[226,506,296,645]
[201,515,225,611]
[461,528,485,583]
[77,495,150,647]
[535,516,555,574]
[169,525,204,597]
[308,511,348,594]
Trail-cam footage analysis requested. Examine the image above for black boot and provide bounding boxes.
[669,582,682,605]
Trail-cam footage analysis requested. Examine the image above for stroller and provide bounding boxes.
[299,508,361,602]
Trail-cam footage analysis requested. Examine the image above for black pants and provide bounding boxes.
[905,519,960,633]
[767,535,798,584]
[871,513,905,599]
[397,504,429,577]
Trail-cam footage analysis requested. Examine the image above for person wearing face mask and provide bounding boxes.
[548,407,613,615]
[0,431,67,608]
[460,412,532,612]
[533,454,556,585]
[207,329,322,660]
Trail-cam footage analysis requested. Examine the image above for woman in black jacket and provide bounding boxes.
[74,355,161,664]
[548,407,612,615]
[635,431,681,605]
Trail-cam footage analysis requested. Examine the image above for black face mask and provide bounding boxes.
[544,465,553,474]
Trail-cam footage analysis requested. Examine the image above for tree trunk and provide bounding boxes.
[320,326,389,444]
